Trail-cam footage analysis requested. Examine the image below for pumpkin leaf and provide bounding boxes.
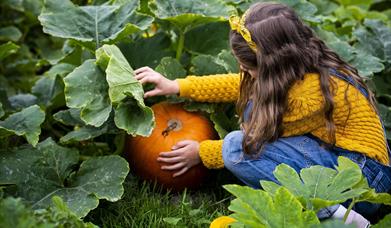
[0,26,22,42]
[353,19,391,69]
[313,219,355,228]
[38,0,153,49]
[184,21,230,55]
[118,33,175,69]
[60,116,119,143]
[32,63,75,108]
[336,0,372,9]
[151,0,235,33]
[96,44,142,104]
[53,108,85,127]
[8,94,38,111]
[0,102,4,118]
[190,50,239,75]
[0,41,19,61]
[35,37,75,65]
[0,138,129,218]
[260,157,368,211]
[114,99,154,136]
[63,59,112,127]
[0,196,98,228]
[373,213,391,228]
[239,0,318,23]
[224,185,320,227]
[95,44,155,136]
[155,57,187,80]
[0,105,45,146]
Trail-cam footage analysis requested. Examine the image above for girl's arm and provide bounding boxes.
[134,66,240,102]
[176,74,240,103]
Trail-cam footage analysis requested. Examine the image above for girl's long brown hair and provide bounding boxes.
[230,2,377,155]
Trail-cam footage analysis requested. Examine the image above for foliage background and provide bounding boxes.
[0,0,390,226]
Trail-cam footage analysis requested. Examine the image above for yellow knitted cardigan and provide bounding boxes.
[176,73,389,168]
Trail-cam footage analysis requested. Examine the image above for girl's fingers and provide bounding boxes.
[157,156,182,164]
[172,140,193,150]
[159,149,185,158]
[134,66,152,74]
[135,71,152,80]
[161,162,185,171]
[139,76,152,85]
[173,167,189,177]
[144,89,161,98]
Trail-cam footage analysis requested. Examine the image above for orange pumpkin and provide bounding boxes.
[125,102,217,191]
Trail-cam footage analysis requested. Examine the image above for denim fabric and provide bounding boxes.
[222,130,391,218]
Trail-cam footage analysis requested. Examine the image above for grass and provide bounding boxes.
[85,170,239,227]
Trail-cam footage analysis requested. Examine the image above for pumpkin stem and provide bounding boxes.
[162,122,178,137]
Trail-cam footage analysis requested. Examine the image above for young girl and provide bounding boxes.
[134,2,391,225]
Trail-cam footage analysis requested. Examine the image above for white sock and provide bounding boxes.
[331,205,371,228]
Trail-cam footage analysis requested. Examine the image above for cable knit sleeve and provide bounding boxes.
[198,139,224,169]
[282,73,325,136]
[176,74,240,102]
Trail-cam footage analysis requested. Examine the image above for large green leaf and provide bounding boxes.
[96,44,155,136]
[0,41,19,61]
[35,37,75,65]
[318,28,384,77]
[96,44,141,104]
[0,102,4,118]
[350,49,384,77]
[190,50,239,75]
[53,108,119,143]
[224,185,319,227]
[118,33,175,69]
[155,56,187,80]
[0,196,98,228]
[63,59,112,127]
[336,0,373,9]
[32,63,75,107]
[8,94,38,111]
[114,99,154,137]
[60,116,119,143]
[38,0,153,48]
[2,0,44,16]
[184,21,230,55]
[261,157,391,211]
[373,213,391,228]
[53,108,85,127]
[0,26,22,42]
[151,0,235,32]
[354,19,391,69]
[0,105,45,146]
[60,124,113,144]
[313,220,355,228]
[0,138,129,218]
[309,0,339,15]
[239,0,318,23]
[378,104,391,140]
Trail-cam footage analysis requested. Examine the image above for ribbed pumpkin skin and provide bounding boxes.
[126,102,217,191]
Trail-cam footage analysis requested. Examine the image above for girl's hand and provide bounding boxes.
[134,66,180,98]
[157,140,201,177]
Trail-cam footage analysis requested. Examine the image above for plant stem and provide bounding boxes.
[176,31,185,60]
[343,199,356,222]
[79,155,92,161]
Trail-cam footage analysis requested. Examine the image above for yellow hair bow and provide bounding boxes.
[229,11,257,52]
